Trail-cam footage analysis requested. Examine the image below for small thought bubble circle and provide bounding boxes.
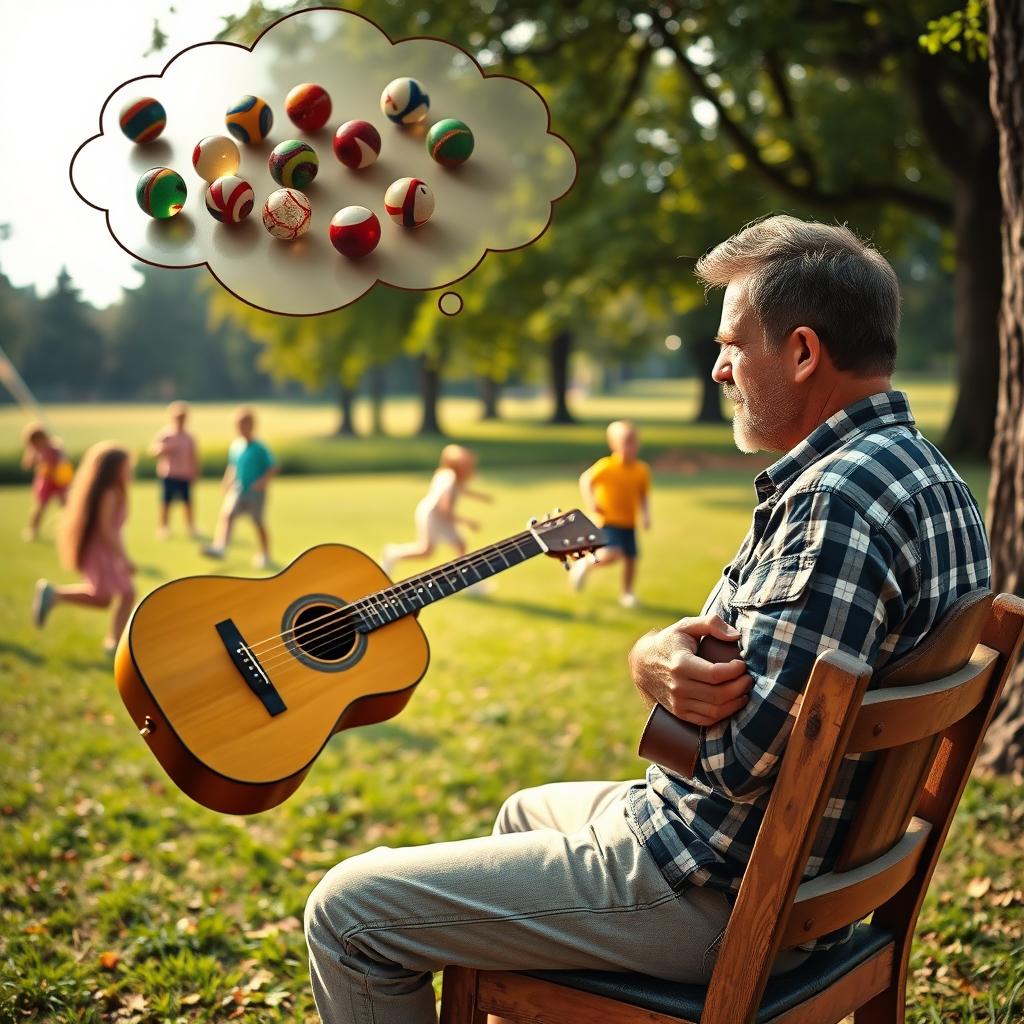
[70,8,577,316]
[438,291,463,316]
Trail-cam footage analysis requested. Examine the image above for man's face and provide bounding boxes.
[711,278,803,454]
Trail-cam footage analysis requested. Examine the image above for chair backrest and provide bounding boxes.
[700,591,1024,1024]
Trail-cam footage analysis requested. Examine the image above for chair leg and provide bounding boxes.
[854,984,905,1024]
[440,966,487,1024]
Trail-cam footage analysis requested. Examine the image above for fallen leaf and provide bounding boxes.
[966,876,991,898]
[245,969,273,992]
[99,951,120,970]
[180,993,201,1006]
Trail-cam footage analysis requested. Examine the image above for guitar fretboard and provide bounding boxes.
[351,530,545,632]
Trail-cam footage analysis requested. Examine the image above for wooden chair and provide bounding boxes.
[439,591,1024,1024]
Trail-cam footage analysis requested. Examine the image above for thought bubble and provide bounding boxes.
[70,8,576,316]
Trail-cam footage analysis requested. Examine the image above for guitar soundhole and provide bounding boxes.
[292,603,357,663]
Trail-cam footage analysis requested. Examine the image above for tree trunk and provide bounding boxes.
[549,329,575,424]
[335,382,358,436]
[368,364,386,436]
[979,0,1024,774]
[942,140,1004,459]
[479,375,501,420]
[418,357,444,436]
[690,334,725,424]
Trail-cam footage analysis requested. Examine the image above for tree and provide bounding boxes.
[23,268,104,399]
[979,0,1024,774]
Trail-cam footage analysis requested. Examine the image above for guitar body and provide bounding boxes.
[115,544,429,815]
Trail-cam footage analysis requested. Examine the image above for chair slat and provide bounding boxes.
[780,818,931,948]
[847,646,999,753]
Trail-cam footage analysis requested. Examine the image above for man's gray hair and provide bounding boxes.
[695,214,900,375]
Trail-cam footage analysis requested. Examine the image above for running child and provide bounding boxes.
[381,445,491,577]
[21,423,73,541]
[32,442,136,655]
[148,400,199,539]
[201,407,277,568]
[570,419,651,607]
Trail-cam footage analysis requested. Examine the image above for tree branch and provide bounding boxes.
[655,22,953,225]
[764,49,820,188]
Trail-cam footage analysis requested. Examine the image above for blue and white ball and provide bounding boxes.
[380,77,430,125]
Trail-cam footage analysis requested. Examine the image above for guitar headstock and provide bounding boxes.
[528,508,606,567]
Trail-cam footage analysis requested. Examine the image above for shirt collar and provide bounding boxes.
[754,390,915,502]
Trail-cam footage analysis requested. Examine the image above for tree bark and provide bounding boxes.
[479,375,501,420]
[368,364,386,436]
[690,334,725,424]
[335,382,358,437]
[549,329,576,424]
[979,0,1024,774]
[418,356,444,436]
[942,139,1004,459]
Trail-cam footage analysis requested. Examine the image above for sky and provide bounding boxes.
[0,0,256,308]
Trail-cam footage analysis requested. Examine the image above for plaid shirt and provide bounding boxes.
[628,391,990,948]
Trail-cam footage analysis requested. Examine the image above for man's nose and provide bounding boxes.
[711,351,732,384]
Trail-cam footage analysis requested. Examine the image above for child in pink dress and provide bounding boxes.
[32,442,136,655]
[21,423,73,541]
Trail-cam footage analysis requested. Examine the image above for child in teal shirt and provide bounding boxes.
[202,407,277,568]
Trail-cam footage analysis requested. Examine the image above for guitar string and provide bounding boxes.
[243,530,536,658]
[248,534,551,674]
[252,535,546,677]
[248,532,548,675]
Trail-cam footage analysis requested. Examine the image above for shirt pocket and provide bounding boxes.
[731,553,817,610]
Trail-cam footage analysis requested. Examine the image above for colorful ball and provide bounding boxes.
[329,207,381,258]
[192,135,240,182]
[205,175,255,224]
[268,140,319,189]
[119,97,166,144]
[427,118,474,168]
[333,120,381,169]
[380,77,430,125]
[136,167,186,219]
[285,83,332,132]
[262,188,312,240]
[384,177,434,228]
[225,95,273,144]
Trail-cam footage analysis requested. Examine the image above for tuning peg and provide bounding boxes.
[528,516,539,527]
[561,556,571,571]
[589,551,600,564]
[554,507,562,515]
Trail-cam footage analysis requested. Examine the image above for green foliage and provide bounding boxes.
[919,1,989,61]
[0,384,1016,1023]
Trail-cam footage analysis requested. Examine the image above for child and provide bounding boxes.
[381,445,491,577]
[21,423,73,541]
[32,442,136,654]
[148,400,199,539]
[201,407,277,568]
[570,419,651,608]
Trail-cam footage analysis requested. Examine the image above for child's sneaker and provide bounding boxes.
[568,557,589,592]
[102,637,118,658]
[618,592,638,609]
[201,544,225,559]
[32,580,55,628]
[252,552,271,570]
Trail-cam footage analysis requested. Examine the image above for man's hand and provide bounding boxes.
[628,613,752,726]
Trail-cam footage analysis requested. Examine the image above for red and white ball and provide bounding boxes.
[205,175,255,224]
[333,120,381,169]
[329,206,381,258]
[384,177,434,228]
[262,188,312,240]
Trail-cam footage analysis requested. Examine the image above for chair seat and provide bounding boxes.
[522,923,894,1023]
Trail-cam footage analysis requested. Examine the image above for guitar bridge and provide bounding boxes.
[215,618,287,717]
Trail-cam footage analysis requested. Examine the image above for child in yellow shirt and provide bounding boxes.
[570,420,651,607]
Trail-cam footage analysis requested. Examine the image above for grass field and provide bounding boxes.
[1,383,1021,1023]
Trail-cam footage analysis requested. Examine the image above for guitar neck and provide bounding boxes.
[352,530,545,632]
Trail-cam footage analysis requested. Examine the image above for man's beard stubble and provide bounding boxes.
[722,382,802,454]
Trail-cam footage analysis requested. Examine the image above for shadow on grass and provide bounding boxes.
[359,719,439,752]
[0,638,45,665]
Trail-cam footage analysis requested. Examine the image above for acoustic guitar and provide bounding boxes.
[115,510,604,815]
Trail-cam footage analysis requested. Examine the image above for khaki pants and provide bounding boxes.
[304,780,743,1024]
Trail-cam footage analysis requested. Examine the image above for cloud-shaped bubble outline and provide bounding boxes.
[69,5,578,317]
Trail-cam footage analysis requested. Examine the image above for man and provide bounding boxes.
[304,215,990,1024]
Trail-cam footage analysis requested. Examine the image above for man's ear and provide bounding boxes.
[785,326,823,384]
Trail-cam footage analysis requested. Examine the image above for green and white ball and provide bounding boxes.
[268,140,319,189]
[426,118,474,168]
[136,167,186,219]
